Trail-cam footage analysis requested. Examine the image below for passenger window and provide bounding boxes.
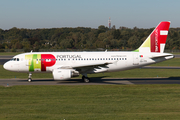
[122,58,124,60]
[111,58,113,60]
[17,58,19,61]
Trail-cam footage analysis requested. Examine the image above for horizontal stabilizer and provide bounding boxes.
[149,54,174,59]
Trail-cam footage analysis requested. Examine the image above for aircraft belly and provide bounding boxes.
[18,63,29,72]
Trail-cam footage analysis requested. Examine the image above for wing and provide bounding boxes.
[55,61,114,74]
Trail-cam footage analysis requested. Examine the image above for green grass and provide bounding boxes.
[0,52,23,56]
[1,54,180,120]
[1,85,180,120]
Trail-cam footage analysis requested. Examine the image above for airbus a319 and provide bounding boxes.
[3,21,173,82]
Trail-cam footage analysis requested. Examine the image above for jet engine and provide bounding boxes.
[52,69,79,80]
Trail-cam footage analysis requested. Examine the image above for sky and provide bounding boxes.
[1,0,180,29]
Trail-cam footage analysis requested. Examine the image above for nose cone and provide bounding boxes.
[3,62,11,71]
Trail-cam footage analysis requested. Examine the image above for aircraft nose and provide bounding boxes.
[3,62,11,71]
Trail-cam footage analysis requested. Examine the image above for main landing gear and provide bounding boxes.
[82,75,90,83]
[28,73,32,82]
[27,73,90,83]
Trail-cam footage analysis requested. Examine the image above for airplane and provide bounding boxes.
[3,21,174,82]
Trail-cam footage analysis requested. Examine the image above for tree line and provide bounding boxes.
[0,25,180,52]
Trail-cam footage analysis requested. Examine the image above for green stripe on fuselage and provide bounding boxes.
[33,54,41,71]
[29,55,35,71]
[26,54,41,72]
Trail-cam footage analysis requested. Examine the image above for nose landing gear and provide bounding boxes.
[28,73,32,82]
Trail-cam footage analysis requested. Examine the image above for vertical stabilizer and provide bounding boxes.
[135,21,171,53]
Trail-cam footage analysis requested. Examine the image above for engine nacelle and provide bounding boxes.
[52,69,79,80]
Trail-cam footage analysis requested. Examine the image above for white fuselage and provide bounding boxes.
[3,51,174,75]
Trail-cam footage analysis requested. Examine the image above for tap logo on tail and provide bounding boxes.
[135,21,170,53]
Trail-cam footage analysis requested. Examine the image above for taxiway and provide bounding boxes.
[1,77,180,86]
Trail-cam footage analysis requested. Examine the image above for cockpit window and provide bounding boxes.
[11,58,19,61]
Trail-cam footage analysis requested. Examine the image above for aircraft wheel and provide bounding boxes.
[84,77,90,83]
[82,75,90,83]
[28,78,32,82]
[28,73,32,82]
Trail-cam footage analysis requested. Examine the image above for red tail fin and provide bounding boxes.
[151,21,170,52]
[136,21,171,53]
